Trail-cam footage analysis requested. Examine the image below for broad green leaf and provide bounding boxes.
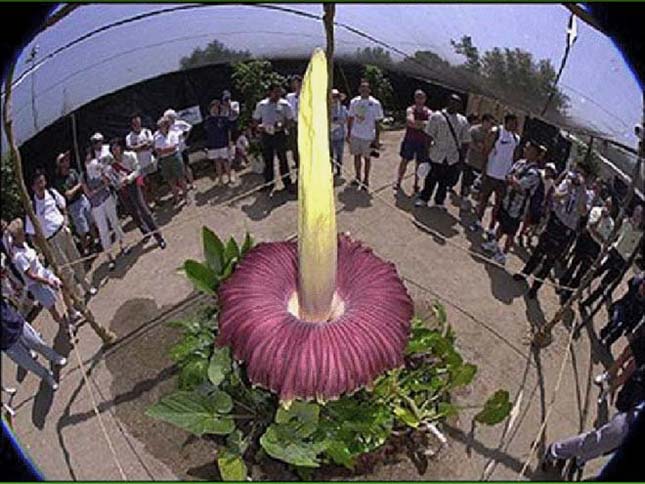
[208,347,232,387]
[436,402,459,419]
[393,405,420,428]
[450,363,478,388]
[474,390,512,426]
[220,259,236,281]
[184,260,217,295]
[146,391,235,436]
[241,232,254,255]
[211,390,234,414]
[217,450,248,481]
[276,400,319,425]
[224,237,240,263]
[259,425,326,468]
[202,227,225,273]
[227,429,250,455]
[324,440,355,469]
[169,335,207,363]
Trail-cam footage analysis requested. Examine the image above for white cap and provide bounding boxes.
[331,88,340,96]
[90,132,104,142]
[545,162,557,172]
[164,109,177,119]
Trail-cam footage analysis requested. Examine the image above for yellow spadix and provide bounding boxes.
[297,49,337,322]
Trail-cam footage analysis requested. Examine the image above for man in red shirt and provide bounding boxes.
[394,90,431,194]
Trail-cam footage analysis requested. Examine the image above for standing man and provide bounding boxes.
[469,113,520,238]
[164,109,194,190]
[126,114,157,208]
[394,89,431,194]
[286,75,302,169]
[89,132,113,165]
[460,113,495,208]
[513,166,590,299]
[25,170,97,300]
[252,83,295,193]
[347,79,384,190]
[414,93,470,209]
[222,90,240,158]
[53,151,95,256]
[330,89,349,177]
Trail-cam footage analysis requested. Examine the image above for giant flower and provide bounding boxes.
[217,50,413,402]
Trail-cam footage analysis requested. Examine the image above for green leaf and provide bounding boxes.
[224,237,240,263]
[241,232,254,255]
[211,390,234,414]
[179,358,210,390]
[324,439,355,469]
[184,260,217,295]
[276,401,319,425]
[217,450,248,481]
[208,347,232,387]
[436,402,458,419]
[220,259,236,281]
[474,390,512,426]
[432,302,447,325]
[226,429,250,455]
[146,391,235,436]
[202,227,225,274]
[450,363,478,388]
[393,405,420,428]
[259,425,326,468]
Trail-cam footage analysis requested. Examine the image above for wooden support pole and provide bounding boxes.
[3,60,116,346]
[323,3,335,124]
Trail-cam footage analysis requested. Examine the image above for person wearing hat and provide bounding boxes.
[126,114,158,208]
[514,164,591,299]
[330,88,349,177]
[415,93,470,208]
[481,140,545,266]
[154,115,191,206]
[286,75,302,168]
[53,151,95,256]
[394,89,431,194]
[164,109,195,190]
[89,132,113,165]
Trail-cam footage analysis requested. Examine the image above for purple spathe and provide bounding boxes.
[217,235,413,401]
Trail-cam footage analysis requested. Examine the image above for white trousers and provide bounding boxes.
[91,195,124,256]
[4,321,64,382]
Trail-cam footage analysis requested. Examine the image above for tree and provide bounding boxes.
[352,46,393,67]
[362,65,393,110]
[450,36,480,73]
[1,152,23,223]
[231,60,286,127]
[180,40,251,70]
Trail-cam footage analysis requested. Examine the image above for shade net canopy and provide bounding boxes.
[2,3,642,174]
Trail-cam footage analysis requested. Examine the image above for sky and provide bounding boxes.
[2,3,642,149]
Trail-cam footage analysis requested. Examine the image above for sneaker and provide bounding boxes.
[87,286,98,297]
[159,240,167,250]
[493,251,507,266]
[69,310,83,321]
[512,273,525,282]
[351,179,360,187]
[414,198,429,208]
[54,357,67,367]
[481,240,498,253]
[30,350,38,360]
[485,229,496,242]
[45,374,59,391]
[469,220,483,232]
[108,260,116,271]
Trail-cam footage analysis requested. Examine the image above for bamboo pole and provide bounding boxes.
[323,2,335,119]
[3,60,116,346]
[533,150,644,348]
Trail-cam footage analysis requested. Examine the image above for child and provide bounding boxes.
[232,128,251,170]
[8,218,80,328]
[481,141,545,265]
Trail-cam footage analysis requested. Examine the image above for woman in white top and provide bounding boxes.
[82,153,128,271]
[154,116,190,207]
[8,218,79,327]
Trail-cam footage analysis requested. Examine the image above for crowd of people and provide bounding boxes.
[1,75,643,477]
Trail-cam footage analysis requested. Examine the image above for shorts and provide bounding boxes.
[28,283,57,310]
[399,139,428,163]
[207,147,230,161]
[497,208,521,236]
[140,160,158,177]
[158,152,185,184]
[349,137,373,157]
[479,175,507,203]
[68,195,93,235]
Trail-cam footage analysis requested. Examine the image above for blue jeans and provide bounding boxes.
[68,195,93,235]
[331,138,344,174]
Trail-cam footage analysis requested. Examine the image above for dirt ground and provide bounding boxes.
[2,129,623,480]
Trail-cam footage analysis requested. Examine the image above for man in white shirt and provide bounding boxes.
[286,75,302,168]
[583,204,643,308]
[25,170,96,300]
[164,109,195,190]
[126,114,157,207]
[415,94,471,208]
[470,113,520,236]
[347,79,384,190]
[89,132,113,165]
[252,83,295,193]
